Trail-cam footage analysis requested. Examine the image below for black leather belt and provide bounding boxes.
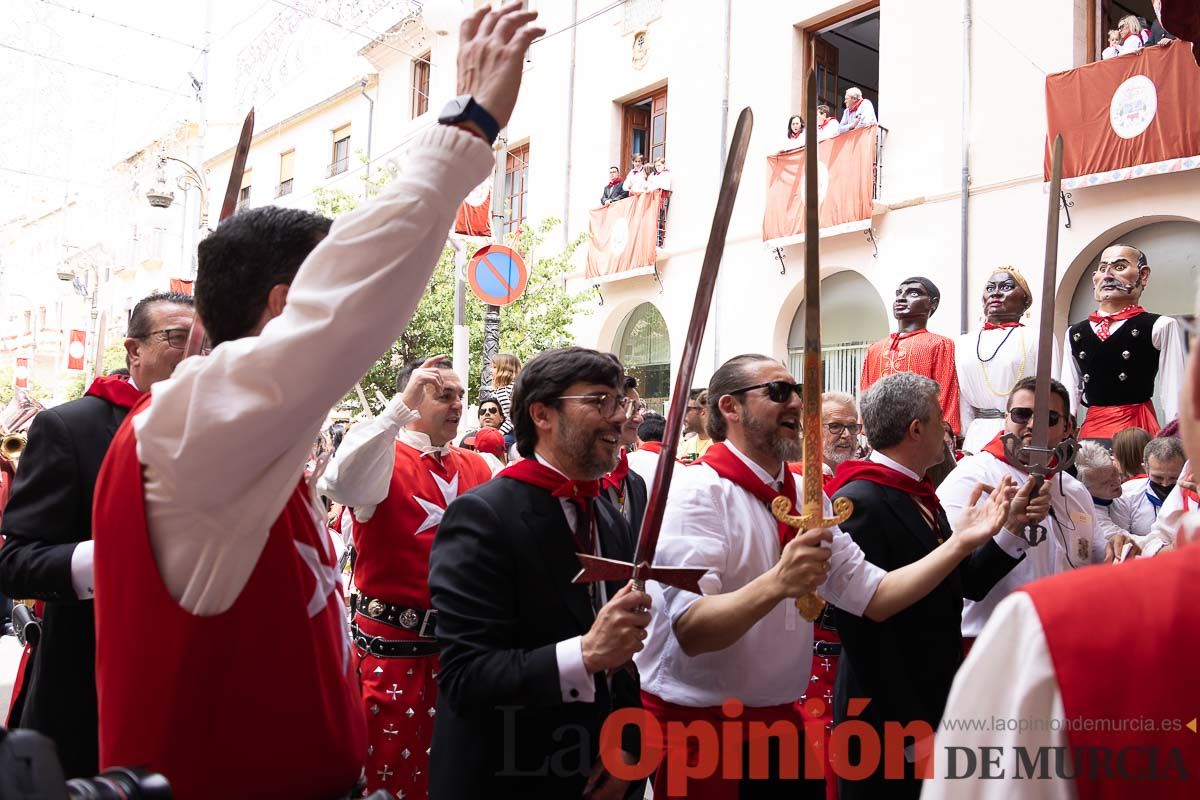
[354,593,436,638]
[351,624,440,658]
[814,640,842,657]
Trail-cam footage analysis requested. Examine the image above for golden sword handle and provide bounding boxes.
[771,494,854,622]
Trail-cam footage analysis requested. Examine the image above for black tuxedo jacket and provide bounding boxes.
[0,394,130,778]
[428,476,640,798]
[830,478,1022,799]
[619,469,648,537]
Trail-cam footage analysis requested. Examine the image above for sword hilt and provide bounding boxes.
[771,496,852,622]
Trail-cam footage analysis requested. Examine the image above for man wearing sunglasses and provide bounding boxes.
[937,376,1136,655]
[0,290,193,779]
[317,355,492,798]
[636,354,1014,798]
[1063,244,1184,439]
[680,387,713,462]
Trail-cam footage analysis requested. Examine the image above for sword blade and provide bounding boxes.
[631,107,754,575]
[1030,134,1064,473]
[801,69,824,517]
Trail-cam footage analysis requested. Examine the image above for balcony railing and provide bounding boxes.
[275,179,293,198]
[327,158,349,178]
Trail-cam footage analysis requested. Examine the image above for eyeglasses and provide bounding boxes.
[557,393,639,419]
[1008,407,1062,426]
[479,407,501,416]
[685,405,702,412]
[145,328,191,350]
[824,422,861,436]
[729,380,803,404]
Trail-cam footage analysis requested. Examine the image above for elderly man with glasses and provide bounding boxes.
[936,376,1138,656]
[0,290,193,778]
[635,354,1015,798]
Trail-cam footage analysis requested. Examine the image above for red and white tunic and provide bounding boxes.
[320,404,491,798]
[861,328,962,434]
[94,398,366,800]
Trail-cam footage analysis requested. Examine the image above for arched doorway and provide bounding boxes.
[1065,220,1200,424]
[788,271,890,401]
[615,302,670,412]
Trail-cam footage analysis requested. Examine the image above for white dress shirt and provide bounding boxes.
[937,452,1100,637]
[129,125,494,616]
[838,98,877,133]
[636,441,886,707]
[955,327,1060,454]
[626,446,661,485]
[1145,460,1190,554]
[317,393,421,522]
[1061,315,1184,422]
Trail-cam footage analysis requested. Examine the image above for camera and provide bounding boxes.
[66,768,172,800]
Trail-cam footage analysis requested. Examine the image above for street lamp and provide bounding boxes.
[147,155,210,230]
[57,261,100,386]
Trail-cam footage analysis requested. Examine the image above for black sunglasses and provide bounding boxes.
[729,380,803,404]
[1008,407,1062,426]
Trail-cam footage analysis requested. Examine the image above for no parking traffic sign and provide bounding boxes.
[468,244,528,306]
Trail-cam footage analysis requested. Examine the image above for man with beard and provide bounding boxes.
[601,375,649,533]
[955,267,1060,454]
[428,347,649,799]
[936,377,1138,654]
[680,387,713,462]
[317,355,492,798]
[861,277,961,435]
[635,354,1013,799]
[825,373,1026,800]
[1110,435,1185,543]
[0,291,193,778]
[819,391,860,475]
[1063,244,1184,439]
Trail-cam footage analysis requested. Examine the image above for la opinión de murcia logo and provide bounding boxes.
[1109,75,1157,140]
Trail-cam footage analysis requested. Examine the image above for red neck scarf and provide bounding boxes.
[788,130,803,140]
[85,375,144,410]
[847,98,862,114]
[602,449,631,492]
[501,457,601,502]
[889,329,926,351]
[1088,304,1146,341]
[982,321,1023,330]
[826,457,945,523]
[639,441,664,454]
[699,442,799,547]
[607,177,622,187]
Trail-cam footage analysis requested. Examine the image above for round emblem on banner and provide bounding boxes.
[610,216,630,254]
[1109,75,1157,139]
[69,340,85,360]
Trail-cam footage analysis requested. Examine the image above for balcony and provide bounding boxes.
[275,179,293,198]
[1046,40,1200,191]
[585,189,670,283]
[762,124,888,247]
[327,158,349,178]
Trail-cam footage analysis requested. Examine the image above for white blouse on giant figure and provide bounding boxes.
[955,324,1060,454]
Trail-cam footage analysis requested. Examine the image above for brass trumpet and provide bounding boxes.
[1,431,26,460]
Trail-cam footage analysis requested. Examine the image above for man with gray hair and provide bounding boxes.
[1110,435,1186,547]
[1073,439,1132,550]
[838,86,877,133]
[820,391,861,474]
[824,372,1024,799]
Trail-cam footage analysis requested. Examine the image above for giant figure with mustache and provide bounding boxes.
[955,267,1060,454]
[860,277,962,435]
[1063,244,1185,440]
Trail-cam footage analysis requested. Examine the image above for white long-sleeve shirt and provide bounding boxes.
[131,125,494,616]
[317,394,421,522]
[1145,459,1190,554]
[1062,315,1184,423]
[1109,475,1161,540]
[636,441,887,707]
[838,98,877,133]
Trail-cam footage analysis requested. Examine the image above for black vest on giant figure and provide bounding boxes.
[1067,311,1160,407]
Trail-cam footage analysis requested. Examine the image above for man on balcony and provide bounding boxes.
[838,87,877,134]
[1063,244,1184,440]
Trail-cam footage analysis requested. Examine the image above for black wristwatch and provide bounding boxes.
[438,95,500,145]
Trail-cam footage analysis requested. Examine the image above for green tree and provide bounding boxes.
[314,171,590,412]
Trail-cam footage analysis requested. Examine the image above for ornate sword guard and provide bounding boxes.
[572,554,708,595]
[770,495,853,622]
[998,434,1079,546]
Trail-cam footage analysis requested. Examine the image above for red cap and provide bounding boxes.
[473,427,506,457]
